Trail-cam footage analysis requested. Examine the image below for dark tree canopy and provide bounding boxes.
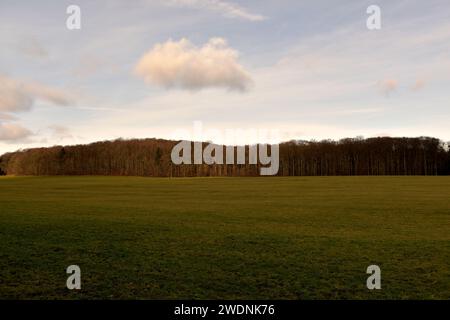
[0,137,449,176]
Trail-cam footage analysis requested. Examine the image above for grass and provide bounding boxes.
[0,176,449,299]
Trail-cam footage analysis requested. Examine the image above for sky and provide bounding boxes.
[1,0,450,154]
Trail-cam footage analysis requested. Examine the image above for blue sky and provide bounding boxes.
[1,0,450,154]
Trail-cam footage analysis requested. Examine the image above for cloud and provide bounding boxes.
[377,79,398,96]
[134,38,252,91]
[0,77,33,112]
[0,75,73,112]
[411,79,426,91]
[0,123,33,142]
[165,0,266,21]
[24,82,73,106]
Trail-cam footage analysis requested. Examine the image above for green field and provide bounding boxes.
[0,176,449,299]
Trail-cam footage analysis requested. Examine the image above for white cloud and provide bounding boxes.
[0,123,33,142]
[165,0,266,21]
[134,38,252,91]
[0,75,73,112]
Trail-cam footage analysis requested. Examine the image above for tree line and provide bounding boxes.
[0,136,449,176]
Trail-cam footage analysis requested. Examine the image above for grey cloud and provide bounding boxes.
[0,75,74,113]
[0,122,33,142]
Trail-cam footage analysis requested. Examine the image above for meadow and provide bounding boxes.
[0,176,449,299]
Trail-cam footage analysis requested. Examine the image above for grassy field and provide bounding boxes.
[0,176,449,299]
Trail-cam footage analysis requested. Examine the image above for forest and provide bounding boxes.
[0,136,449,176]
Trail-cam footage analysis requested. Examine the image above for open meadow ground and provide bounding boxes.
[0,176,449,299]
